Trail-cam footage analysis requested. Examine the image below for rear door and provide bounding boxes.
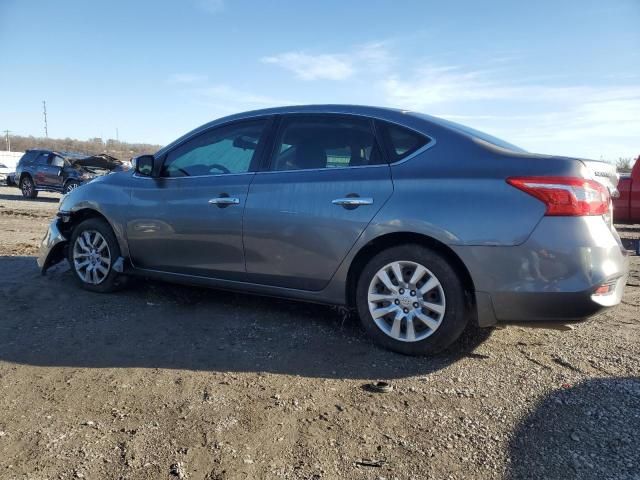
[32,152,51,187]
[242,114,393,290]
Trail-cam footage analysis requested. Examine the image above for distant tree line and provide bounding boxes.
[616,157,638,174]
[4,135,163,160]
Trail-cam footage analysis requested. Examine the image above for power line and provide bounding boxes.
[42,100,48,138]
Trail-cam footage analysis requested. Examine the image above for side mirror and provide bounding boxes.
[133,155,155,176]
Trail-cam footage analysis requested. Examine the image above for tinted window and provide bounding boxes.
[162,120,266,177]
[19,151,39,165]
[271,115,384,171]
[34,153,50,165]
[377,122,429,162]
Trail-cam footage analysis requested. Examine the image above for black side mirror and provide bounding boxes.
[133,155,155,176]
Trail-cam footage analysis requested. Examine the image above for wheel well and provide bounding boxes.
[63,178,79,187]
[19,172,32,185]
[345,232,476,310]
[61,208,111,237]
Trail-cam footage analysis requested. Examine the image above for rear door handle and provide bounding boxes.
[332,197,374,207]
[209,197,240,207]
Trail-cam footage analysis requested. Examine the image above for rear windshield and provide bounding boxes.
[416,114,527,153]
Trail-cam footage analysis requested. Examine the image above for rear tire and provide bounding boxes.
[356,244,468,355]
[20,175,38,199]
[68,218,126,293]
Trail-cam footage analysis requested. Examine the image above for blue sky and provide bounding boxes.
[1,0,638,160]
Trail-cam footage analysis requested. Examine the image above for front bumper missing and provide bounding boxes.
[37,219,68,274]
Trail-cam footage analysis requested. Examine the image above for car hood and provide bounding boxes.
[68,154,129,172]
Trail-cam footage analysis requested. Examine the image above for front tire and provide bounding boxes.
[63,180,81,194]
[356,244,468,355]
[68,218,126,293]
[20,176,38,199]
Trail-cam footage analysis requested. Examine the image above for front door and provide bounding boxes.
[126,118,269,280]
[243,114,394,290]
[43,154,65,189]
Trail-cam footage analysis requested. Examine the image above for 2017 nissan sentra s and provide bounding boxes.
[37,105,630,355]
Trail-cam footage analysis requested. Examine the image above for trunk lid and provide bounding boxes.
[580,159,619,197]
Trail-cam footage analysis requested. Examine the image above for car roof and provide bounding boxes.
[156,104,526,157]
[25,149,90,159]
[156,104,445,157]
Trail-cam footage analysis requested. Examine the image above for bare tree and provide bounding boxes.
[616,157,633,173]
[4,134,162,160]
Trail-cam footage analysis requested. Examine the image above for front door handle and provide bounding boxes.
[332,197,374,207]
[209,197,240,207]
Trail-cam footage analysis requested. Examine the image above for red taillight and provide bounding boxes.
[506,176,610,216]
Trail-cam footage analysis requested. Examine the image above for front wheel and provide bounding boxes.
[68,218,126,293]
[356,244,468,355]
[20,176,38,199]
[63,180,81,194]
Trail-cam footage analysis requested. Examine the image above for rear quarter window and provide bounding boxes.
[376,121,430,163]
[19,151,39,165]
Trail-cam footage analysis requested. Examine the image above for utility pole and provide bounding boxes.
[2,130,11,151]
[42,100,48,137]
[116,127,119,142]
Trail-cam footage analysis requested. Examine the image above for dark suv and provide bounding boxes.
[15,149,129,198]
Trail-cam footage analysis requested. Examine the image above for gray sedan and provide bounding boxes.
[38,105,629,355]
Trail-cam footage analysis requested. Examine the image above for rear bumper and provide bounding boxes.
[37,219,68,273]
[455,216,630,323]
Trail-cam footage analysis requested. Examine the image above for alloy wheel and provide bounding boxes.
[22,178,33,196]
[72,230,111,285]
[64,182,79,194]
[367,260,446,342]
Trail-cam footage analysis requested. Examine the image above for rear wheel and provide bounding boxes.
[356,244,468,355]
[20,175,38,199]
[68,218,126,293]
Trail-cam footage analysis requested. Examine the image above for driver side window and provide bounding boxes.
[161,120,266,177]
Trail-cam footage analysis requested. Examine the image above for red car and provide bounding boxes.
[614,155,640,223]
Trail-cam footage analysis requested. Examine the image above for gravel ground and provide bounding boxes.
[0,185,638,480]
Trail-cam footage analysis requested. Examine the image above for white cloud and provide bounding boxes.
[262,52,355,81]
[174,41,639,160]
[376,64,640,160]
[261,42,391,81]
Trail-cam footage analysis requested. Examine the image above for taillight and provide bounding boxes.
[506,176,610,216]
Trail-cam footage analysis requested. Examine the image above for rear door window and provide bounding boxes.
[376,121,430,163]
[19,151,39,164]
[34,153,50,165]
[270,115,385,171]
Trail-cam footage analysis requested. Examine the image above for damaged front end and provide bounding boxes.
[37,212,71,274]
[38,210,126,275]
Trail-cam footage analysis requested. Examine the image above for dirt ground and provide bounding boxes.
[0,185,638,480]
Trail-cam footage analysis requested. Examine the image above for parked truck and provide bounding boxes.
[614,155,640,224]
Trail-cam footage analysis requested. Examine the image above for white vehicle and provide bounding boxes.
[0,163,13,184]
